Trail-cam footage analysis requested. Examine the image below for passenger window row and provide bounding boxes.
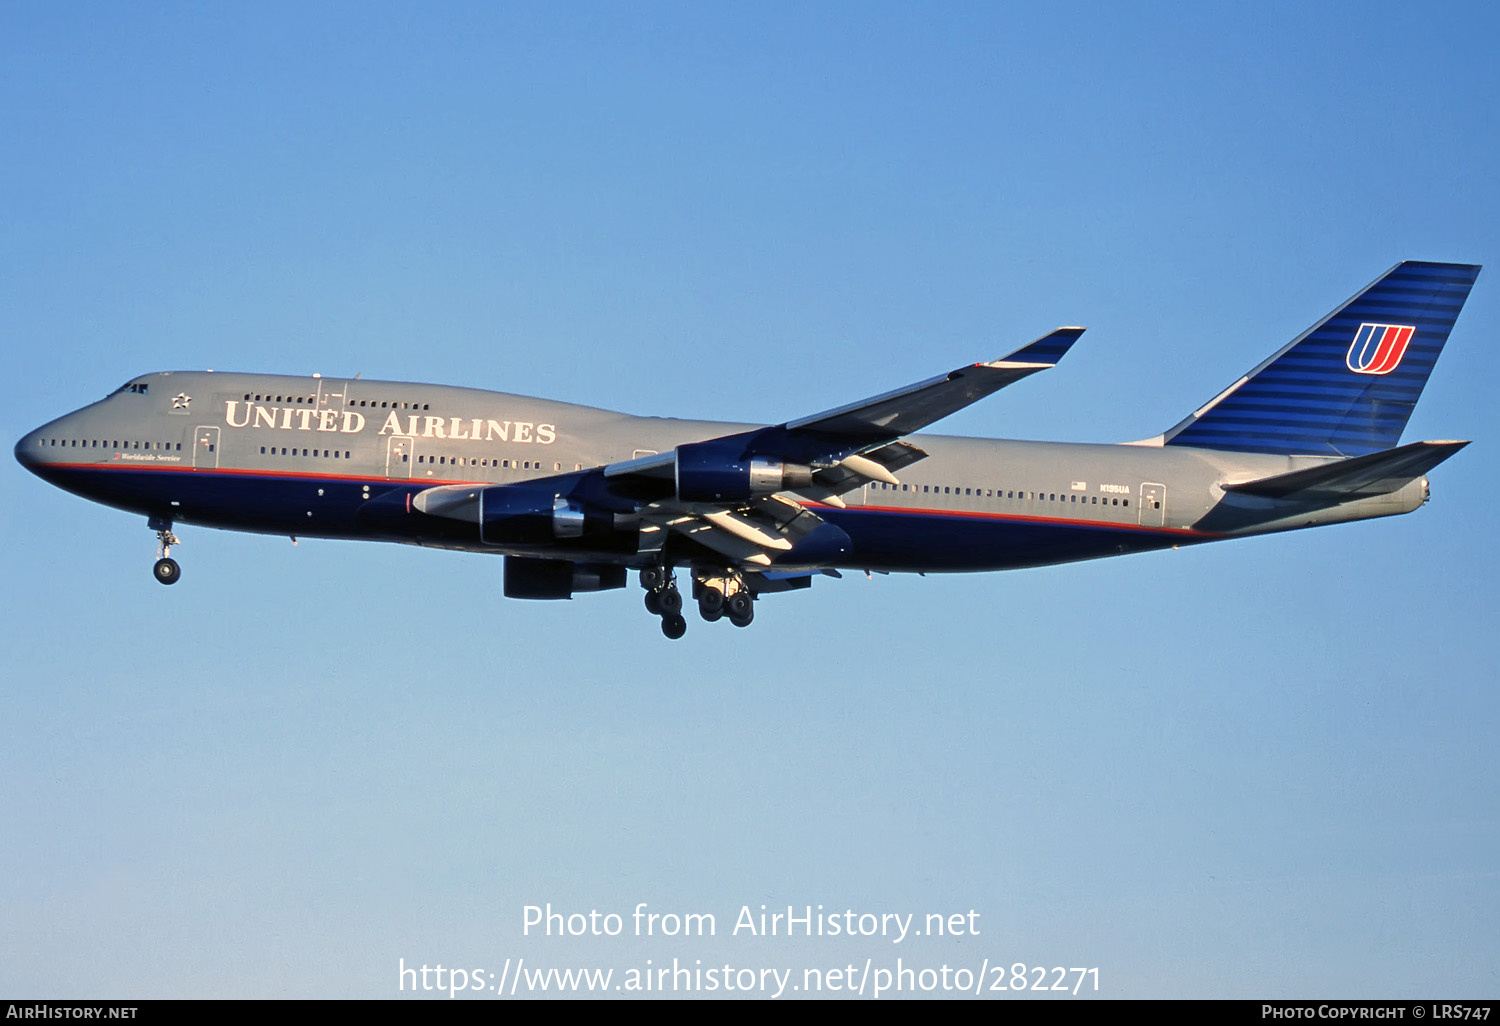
[260,447,353,459]
[869,481,1129,507]
[413,457,580,472]
[38,438,182,452]
[347,398,431,410]
[238,392,435,412]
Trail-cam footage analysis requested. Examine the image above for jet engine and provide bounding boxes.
[503,557,627,599]
[674,441,813,502]
[481,488,609,545]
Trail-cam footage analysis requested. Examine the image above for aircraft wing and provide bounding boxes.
[782,326,1085,442]
[604,326,1084,489]
[603,328,1083,565]
[416,328,1083,569]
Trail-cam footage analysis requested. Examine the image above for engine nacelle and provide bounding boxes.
[481,488,605,545]
[503,557,627,600]
[675,441,813,502]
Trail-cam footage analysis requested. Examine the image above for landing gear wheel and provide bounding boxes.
[149,518,182,584]
[661,613,688,640]
[698,587,724,618]
[153,557,181,585]
[640,567,664,591]
[657,586,683,616]
[644,591,662,615]
[727,591,754,627]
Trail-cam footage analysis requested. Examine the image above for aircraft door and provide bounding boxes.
[193,426,221,469]
[1139,482,1166,527]
[386,435,414,479]
[315,379,347,411]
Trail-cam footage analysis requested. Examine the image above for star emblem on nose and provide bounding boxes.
[172,393,191,410]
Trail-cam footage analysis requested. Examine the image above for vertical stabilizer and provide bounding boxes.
[1163,261,1479,456]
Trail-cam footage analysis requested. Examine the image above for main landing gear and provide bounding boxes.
[149,516,181,585]
[640,566,687,639]
[694,571,754,628]
[641,566,757,639]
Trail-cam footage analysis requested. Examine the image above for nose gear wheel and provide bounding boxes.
[149,517,182,585]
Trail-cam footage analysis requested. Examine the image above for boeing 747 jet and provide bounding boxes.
[15,261,1479,638]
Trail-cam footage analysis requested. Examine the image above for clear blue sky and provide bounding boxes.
[3,1,1496,999]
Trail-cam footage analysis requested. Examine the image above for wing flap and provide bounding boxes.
[643,509,777,565]
[643,493,848,568]
[797,441,930,504]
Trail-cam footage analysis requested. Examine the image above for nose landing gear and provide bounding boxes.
[149,517,181,585]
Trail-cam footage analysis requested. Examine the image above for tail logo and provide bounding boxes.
[1347,323,1416,375]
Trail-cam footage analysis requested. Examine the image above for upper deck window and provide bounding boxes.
[113,381,149,395]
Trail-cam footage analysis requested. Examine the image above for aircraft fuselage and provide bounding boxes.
[16,369,1426,577]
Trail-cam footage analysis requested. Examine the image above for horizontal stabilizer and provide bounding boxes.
[1221,440,1469,499]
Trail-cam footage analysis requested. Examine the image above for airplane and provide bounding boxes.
[14,260,1479,639]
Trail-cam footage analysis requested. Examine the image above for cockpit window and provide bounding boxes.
[113,381,149,395]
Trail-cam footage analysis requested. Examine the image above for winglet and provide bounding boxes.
[995,327,1086,366]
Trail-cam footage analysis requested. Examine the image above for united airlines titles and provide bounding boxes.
[222,401,556,444]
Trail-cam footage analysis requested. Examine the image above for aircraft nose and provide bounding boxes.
[14,428,41,470]
[15,418,64,476]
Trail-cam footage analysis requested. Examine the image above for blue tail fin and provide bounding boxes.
[1162,261,1479,457]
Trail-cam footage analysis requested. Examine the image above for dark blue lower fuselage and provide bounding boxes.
[32,462,1196,573]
